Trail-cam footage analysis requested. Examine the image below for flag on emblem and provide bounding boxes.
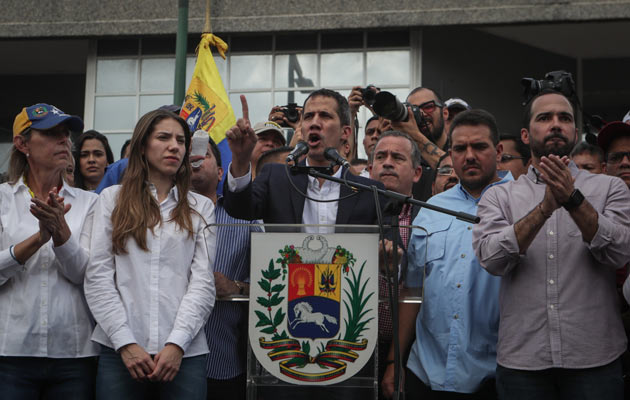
[180,33,235,193]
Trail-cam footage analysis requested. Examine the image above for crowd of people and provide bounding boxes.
[1,80,630,400]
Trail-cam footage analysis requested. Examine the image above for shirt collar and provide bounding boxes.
[526,160,579,184]
[305,159,343,184]
[457,170,513,203]
[13,174,77,199]
[148,182,179,202]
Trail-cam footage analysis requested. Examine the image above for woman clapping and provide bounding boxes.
[0,104,99,399]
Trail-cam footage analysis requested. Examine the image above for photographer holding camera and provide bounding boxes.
[371,87,450,201]
[269,103,303,146]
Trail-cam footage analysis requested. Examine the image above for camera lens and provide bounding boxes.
[373,91,408,122]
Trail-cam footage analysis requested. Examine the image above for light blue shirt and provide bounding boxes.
[406,171,511,393]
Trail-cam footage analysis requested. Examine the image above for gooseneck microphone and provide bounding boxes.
[324,147,351,169]
[286,141,309,164]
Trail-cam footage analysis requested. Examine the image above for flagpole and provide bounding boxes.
[173,0,189,106]
[204,0,212,33]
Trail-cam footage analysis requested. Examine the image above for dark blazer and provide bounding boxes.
[223,162,387,231]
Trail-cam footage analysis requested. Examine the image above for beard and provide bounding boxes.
[418,113,445,143]
[530,132,576,158]
[459,163,497,194]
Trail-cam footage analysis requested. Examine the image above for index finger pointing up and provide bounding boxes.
[240,95,249,122]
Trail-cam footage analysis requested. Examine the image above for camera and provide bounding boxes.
[521,70,577,105]
[372,91,430,135]
[359,85,379,107]
[279,103,301,123]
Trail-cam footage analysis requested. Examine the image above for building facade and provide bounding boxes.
[2,0,629,167]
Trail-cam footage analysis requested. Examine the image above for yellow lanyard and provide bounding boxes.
[22,175,35,198]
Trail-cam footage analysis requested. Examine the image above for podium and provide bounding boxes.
[208,223,425,400]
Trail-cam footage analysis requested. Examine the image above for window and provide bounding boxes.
[85,31,416,160]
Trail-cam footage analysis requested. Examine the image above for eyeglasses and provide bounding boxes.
[607,151,630,164]
[500,154,526,163]
[436,166,454,176]
[416,100,443,114]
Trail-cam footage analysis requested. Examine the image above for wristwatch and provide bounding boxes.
[561,189,584,211]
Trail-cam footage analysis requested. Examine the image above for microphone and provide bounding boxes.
[286,141,309,164]
[324,147,351,169]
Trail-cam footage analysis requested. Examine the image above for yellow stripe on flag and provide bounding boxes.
[180,33,235,147]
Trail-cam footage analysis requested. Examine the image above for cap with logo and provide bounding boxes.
[253,121,287,146]
[13,103,84,137]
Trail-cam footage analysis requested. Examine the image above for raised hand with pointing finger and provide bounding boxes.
[226,95,258,178]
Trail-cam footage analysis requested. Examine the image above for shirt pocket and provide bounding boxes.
[409,218,453,274]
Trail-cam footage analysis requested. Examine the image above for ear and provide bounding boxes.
[495,142,504,164]
[442,107,449,122]
[217,166,224,182]
[521,128,530,145]
[413,164,422,184]
[340,125,352,142]
[13,134,29,155]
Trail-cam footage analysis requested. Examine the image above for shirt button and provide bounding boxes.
[548,254,554,260]
[461,254,466,258]
[454,314,458,319]
[457,283,461,288]
[549,279,554,285]
[549,231,554,236]
[549,304,554,309]
[467,226,472,230]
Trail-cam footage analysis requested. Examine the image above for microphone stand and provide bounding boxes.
[291,165,479,224]
[290,164,478,400]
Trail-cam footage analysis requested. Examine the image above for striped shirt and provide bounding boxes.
[205,197,261,379]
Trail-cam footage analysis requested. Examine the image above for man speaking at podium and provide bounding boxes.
[223,88,384,231]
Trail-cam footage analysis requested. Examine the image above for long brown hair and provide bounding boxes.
[111,109,194,254]
[8,128,32,184]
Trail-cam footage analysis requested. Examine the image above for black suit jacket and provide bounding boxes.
[223,162,387,231]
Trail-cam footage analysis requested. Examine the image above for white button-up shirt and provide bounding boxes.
[0,178,99,357]
[85,185,216,357]
[227,161,341,233]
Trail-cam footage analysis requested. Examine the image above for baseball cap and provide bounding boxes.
[13,103,83,137]
[597,121,630,153]
[253,121,286,145]
[444,98,471,112]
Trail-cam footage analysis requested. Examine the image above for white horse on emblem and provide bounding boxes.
[290,302,338,333]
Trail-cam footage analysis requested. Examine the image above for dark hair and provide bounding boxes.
[448,109,499,146]
[350,158,368,166]
[522,89,576,131]
[499,133,531,165]
[256,146,294,176]
[370,130,422,168]
[73,130,115,190]
[120,139,131,159]
[365,115,379,133]
[207,137,221,167]
[407,86,444,104]
[570,141,604,163]
[303,88,351,127]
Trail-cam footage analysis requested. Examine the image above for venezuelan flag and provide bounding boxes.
[180,33,235,194]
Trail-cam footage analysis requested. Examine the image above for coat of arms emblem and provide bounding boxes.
[249,233,378,385]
